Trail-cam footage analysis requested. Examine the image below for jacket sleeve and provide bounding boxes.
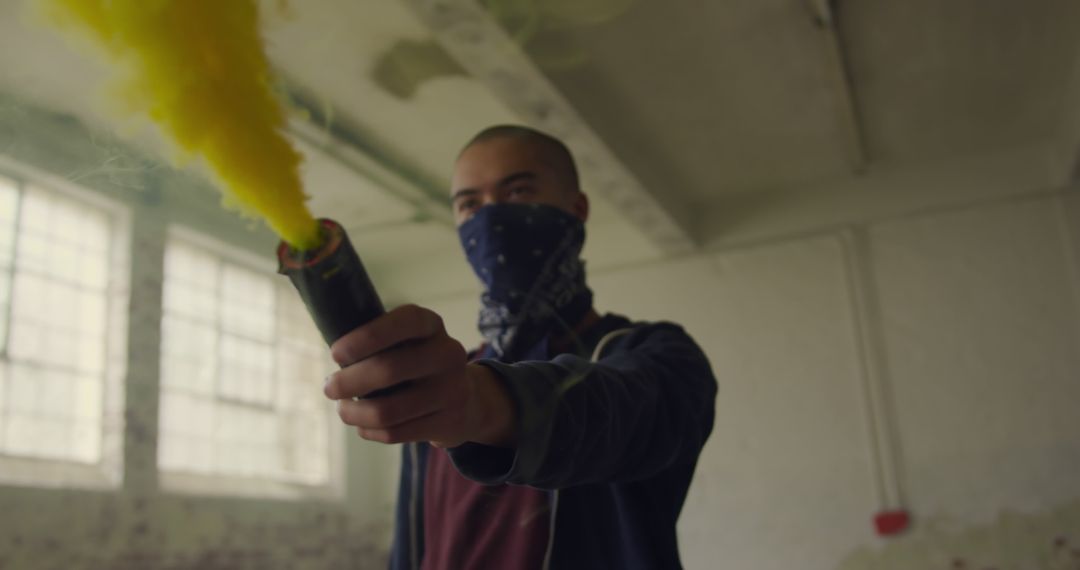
[446,323,717,489]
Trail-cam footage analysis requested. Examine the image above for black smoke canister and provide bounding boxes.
[277,218,398,397]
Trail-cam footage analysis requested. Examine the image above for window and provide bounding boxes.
[0,171,127,488]
[158,230,338,496]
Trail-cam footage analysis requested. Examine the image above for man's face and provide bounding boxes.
[450,136,588,227]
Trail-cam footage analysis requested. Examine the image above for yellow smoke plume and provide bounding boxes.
[38,0,322,250]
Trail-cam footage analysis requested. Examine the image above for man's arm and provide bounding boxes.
[322,304,518,449]
[448,324,718,489]
[322,306,716,489]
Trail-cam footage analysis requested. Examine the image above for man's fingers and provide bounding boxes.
[356,410,465,446]
[336,378,446,429]
[325,335,465,400]
[330,304,444,367]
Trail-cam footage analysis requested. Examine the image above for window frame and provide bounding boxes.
[157,225,344,501]
[0,156,130,491]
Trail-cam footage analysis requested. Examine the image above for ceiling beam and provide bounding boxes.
[401,0,697,254]
[807,0,872,173]
[281,84,455,226]
[807,0,870,174]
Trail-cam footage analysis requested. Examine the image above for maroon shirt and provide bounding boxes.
[422,447,550,570]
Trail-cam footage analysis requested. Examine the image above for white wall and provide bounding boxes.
[422,190,1080,570]
[869,197,1080,521]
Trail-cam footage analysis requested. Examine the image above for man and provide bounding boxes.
[322,125,717,569]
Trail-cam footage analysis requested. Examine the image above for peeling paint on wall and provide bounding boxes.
[0,489,386,570]
[0,485,386,570]
[837,500,1080,570]
[372,39,466,99]
[479,0,637,70]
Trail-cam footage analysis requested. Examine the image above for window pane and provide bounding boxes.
[36,367,70,417]
[14,231,50,276]
[157,433,185,472]
[9,275,103,372]
[70,420,102,464]
[160,392,215,439]
[5,414,74,461]
[76,290,107,337]
[6,364,37,415]
[78,252,108,290]
[15,187,54,276]
[71,374,103,422]
[79,212,109,255]
[53,195,82,246]
[221,264,274,341]
[160,316,218,395]
[163,241,218,320]
[159,234,336,487]
[218,335,274,407]
[275,348,322,410]
[0,183,112,465]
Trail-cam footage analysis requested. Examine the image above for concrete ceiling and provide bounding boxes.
[2,0,1079,300]
[535,0,855,200]
[839,0,1080,164]
[520,0,1080,205]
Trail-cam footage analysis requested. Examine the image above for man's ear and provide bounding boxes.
[572,191,590,223]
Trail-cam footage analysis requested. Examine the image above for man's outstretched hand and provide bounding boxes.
[323,304,516,449]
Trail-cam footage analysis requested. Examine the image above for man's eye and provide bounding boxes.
[457,199,478,213]
[509,186,534,197]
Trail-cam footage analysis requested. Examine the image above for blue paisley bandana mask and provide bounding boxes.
[458,203,594,361]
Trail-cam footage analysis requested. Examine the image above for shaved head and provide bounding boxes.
[451,124,590,224]
[461,125,580,194]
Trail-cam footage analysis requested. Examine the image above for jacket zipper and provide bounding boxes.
[541,489,560,570]
[409,443,420,570]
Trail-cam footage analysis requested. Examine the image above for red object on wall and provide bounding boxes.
[874,510,910,536]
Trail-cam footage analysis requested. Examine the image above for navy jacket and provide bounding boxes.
[388,314,718,569]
